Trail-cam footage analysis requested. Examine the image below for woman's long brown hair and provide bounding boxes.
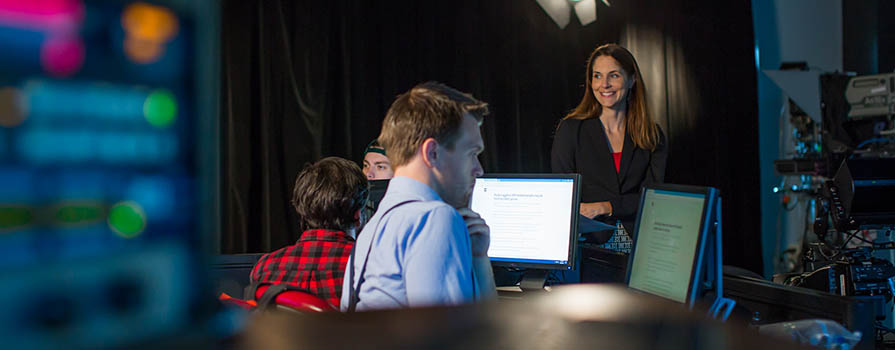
[562,43,659,151]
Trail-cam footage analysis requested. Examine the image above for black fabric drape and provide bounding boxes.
[221,0,763,275]
[621,1,763,277]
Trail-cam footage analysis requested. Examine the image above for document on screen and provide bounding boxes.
[627,190,706,303]
[470,178,575,264]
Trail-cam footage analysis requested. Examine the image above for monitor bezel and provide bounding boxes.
[472,173,580,271]
[624,183,719,305]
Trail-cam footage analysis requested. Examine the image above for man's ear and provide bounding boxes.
[421,138,439,168]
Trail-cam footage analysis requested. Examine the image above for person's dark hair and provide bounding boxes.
[563,43,659,151]
[378,81,489,168]
[291,157,368,231]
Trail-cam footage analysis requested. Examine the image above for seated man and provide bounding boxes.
[362,139,394,180]
[251,157,368,308]
[342,82,497,311]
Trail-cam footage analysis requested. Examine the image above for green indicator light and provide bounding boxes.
[108,201,147,238]
[0,206,33,230]
[55,204,104,225]
[143,89,177,128]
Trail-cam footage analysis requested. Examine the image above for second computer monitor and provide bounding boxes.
[469,174,580,270]
[626,184,720,305]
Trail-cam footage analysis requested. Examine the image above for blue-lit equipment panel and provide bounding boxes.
[0,0,216,347]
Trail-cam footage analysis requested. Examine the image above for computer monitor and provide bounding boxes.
[469,174,580,287]
[626,184,722,309]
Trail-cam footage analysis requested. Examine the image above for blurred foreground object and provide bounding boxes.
[0,0,219,348]
[242,284,794,350]
[759,319,861,349]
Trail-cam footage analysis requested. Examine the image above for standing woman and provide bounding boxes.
[552,43,667,254]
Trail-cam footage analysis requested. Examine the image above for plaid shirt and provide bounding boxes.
[250,229,355,308]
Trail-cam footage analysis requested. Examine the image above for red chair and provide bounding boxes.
[249,283,335,313]
[218,292,257,310]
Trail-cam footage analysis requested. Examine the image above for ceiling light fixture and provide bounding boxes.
[536,0,610,29]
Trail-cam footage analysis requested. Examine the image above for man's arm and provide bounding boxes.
[457,207,497,300]
[404,206,478,307]
[472,256,497,299]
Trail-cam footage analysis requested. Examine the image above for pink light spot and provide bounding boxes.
[0,0,81,14]
[40,35,84,77]
[0,0,84,32]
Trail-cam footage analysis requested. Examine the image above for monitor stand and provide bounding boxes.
[519,269,549,291]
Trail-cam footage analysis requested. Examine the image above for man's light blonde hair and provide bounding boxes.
[378,81,488,167]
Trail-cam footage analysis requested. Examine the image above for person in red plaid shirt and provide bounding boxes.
[250,156,368,308]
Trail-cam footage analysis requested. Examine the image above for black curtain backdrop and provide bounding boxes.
[220,0,763,275]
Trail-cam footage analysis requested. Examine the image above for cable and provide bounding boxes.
[853,234,875,245]
[876,321,895,334]
[815,242,836,261]
[852,229,895,248]
[838,230,862,251]
[855,138,892,150]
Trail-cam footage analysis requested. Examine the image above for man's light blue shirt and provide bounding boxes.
[340,176,475,311]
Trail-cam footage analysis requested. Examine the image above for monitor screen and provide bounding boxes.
[626,185,714,304]
[469,174,579,270]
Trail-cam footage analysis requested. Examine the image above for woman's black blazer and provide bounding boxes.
[551,117,668,238]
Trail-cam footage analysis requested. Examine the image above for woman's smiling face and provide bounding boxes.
[591,55,633,111]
